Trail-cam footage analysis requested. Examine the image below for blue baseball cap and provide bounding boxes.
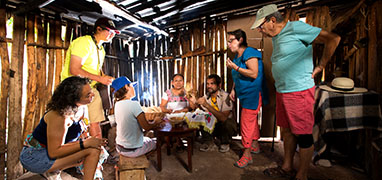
[111,76,137,94]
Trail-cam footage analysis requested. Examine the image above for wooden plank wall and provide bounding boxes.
[2,2,381,178]
[0,8,10,180]
[103,19,228,107]
[0,12,71,178]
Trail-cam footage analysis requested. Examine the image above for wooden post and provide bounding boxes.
[54,20,63,87]
[213,22,218,74]
[23,15,37,139]
[33,16,46,127]
[219,22,225,89]
[367,2,377,91]
[46,19,56,103]
[0,8,10,180]
[7,14,25,179]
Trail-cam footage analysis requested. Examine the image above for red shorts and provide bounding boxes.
[276,87,315,135]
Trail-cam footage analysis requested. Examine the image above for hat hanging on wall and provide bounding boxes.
[320,77,367,93]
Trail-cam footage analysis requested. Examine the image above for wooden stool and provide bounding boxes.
[116,155,150,180]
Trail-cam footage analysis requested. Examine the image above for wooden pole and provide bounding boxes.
[0,8,10,179]
[54,20,63,87]
[23,15,37,139]
[7,14,25,179]
[33,16,46,128]
[46,19,56,103]
[367,2,377,91]
[213,22,218,74]
[219,22,225,89]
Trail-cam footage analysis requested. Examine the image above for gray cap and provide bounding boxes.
[251,4,278,30]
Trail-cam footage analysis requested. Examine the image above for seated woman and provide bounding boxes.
[19,76,107,180]
[160,74,196,113]
[112,76,163,157]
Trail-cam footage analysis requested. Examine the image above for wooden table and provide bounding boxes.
[154,121,196,172]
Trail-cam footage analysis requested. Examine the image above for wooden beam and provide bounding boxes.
[33,15,46,129]
[127,0,167,13]
[142,0,196,22]
[23,15,37,140]
[7,14,25,179]
[54,20,63,87]
[14,0,56,15]
[367,1,378,91]
[46,18,56,105]
[331,0,366,29]
[0,8,10,180]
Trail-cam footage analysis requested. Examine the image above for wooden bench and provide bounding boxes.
[116,155,150,180]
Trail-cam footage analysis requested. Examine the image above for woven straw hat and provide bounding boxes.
[320,77,367,93]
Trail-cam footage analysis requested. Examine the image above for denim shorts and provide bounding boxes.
[19,146,56,174]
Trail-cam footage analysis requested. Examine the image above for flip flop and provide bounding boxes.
[263,166,296,178]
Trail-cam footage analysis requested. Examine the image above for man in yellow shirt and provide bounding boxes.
[61,17,119,138]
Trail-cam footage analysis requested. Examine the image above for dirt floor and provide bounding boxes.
[18,136,370,180]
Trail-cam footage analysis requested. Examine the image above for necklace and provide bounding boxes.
[91,35,101,70]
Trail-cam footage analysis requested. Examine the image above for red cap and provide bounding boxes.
[94,17,120,34]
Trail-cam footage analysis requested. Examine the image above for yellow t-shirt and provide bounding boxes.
[61,35,105,87]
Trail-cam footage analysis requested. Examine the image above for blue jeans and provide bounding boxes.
[19,146,55,174]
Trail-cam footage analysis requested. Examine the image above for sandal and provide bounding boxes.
[263,166,296,178]
[234,155,253,168]
[251,146,261,154]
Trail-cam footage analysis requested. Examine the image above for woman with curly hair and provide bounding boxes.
[19,76,107,179]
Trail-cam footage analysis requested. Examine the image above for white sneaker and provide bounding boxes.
[219,144,230,153]
[41,171,62,180]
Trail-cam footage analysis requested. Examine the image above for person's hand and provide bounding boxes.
[312,66,324,78]
[173,110,184,113]
[84,137,108,150]
[229,90,235,101]
[153,116,163,124]
[164,109,173,113]
[99,75,114,85]
[196,97,207,107]
[188,94,197,104]
[226,58,238,70]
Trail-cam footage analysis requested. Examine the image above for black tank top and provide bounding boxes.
[32,114,83,146]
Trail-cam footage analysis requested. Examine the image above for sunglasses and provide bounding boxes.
[102,27,120,34]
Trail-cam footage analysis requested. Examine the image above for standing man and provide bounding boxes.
[251,4,340,180]
[61,17,119,139]
[197,74,237,153]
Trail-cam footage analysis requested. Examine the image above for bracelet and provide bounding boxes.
[79,138,85,149]
[236,66,240,71]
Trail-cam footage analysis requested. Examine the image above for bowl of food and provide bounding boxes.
[142,106,164,121]
[166,113,186,126]
[145,112,165,121]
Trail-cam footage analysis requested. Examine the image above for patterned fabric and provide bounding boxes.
[313,87,382,154]
[185,109,217,134]
[23,134,46,148]
[162,89,189,111]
